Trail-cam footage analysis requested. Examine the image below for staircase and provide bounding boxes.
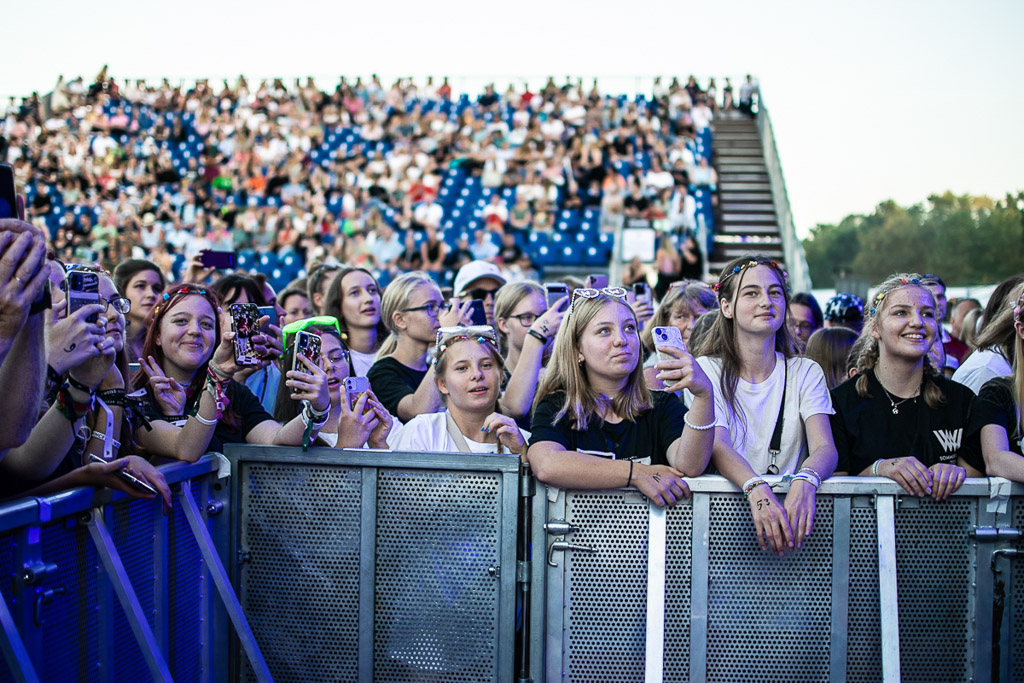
[709,116,785,275]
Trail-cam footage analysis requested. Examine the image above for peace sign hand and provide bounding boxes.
[139,355,187,416]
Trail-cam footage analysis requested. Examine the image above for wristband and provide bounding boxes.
[527,329,547,345]
[66,374,96,395]
[871,459,885,477]
[208,362,233,380]
[207,365,231,386]
[626,460,634,487]
[28,286,51,316]
[683,414,716,431]
[47,365,63,389]
[742,477,768,498]
[305,401,331,423]
[191,412,218,426]
[97,389,127,407]
[90,430,122,450]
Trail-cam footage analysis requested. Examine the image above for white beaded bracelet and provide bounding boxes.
[191,412,218,426]
[683,414,716,431]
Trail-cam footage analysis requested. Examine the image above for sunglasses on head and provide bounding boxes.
[567,286,628,320]
[434,325,499,359]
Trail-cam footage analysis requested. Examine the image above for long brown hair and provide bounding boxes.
[692,255,799,428]
[532,293,651,430]
[804,327,858,390]
[853,273,944,409]
[321,266,389,349]
[641,280,716,351]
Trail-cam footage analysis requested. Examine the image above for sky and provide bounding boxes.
[3,0,1022,238]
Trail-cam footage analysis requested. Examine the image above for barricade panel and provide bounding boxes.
[563,490,650,683]
[109,496,157,680]
[238,462,363,682]
[1011,497,1023,682]
[894,497,975,682]
[662,496,694,683]
[0,530,15,683]
[168,479,204,681]
[373,468,503,682]
[706,494,834,682]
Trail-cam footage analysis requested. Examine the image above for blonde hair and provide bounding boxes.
[433,331,507,414]
[641,281,716,351]
[376,271,440,359]
[854,273,945,409]
[1012,288,1024,440]
[533,294,652,430]
[960,308,983,350]
[494,281,545,354]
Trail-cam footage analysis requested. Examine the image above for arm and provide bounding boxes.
[782,412,838,547]
[527,440,689,507]
[395,365,444,423]
[979,424,1021,478]
[665,394,715,476]
[502,299,568,418]
[245,352,330,446]
[0,313,46,449]
[133,390,220,463]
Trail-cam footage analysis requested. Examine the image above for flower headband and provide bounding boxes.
[433,325,499,363]
[869,277,921,316]
[567,286,628,320]
[152,285,209,317]
[713,259,788,293]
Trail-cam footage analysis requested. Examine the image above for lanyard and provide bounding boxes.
[445,412,503,454]
[766,358,788,475]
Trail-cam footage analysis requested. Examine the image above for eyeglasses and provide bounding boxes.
[567,286,628,320]
[324,348,351,367]
[101,296,131,314]
[434,325,499,358]
[464,286,502,301]
[403,301,451,318]
[507,311,543,327]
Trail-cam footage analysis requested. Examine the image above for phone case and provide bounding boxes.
[66,271,101,322]
[653,326,685,361]
[344,376,370,408]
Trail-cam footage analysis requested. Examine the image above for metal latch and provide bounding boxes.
[544,520,579,536]
[547,541,594,567]
[969,527,1021,542]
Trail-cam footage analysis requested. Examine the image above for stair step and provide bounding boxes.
[714,234,782,245]
[717,191,773,202]
[720,173,769,182]
[715,155,764,164]
[718,224,780,235]
[715,139,761,148]
[715,132,761,139]
[716,148,763,156]
[721,202,777,213]
[716,164,767,172]
[721,213,779,223]
[720,182,771,191]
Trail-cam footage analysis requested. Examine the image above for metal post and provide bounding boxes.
[876,496,901,683]
[830,496,852,682]
[86,508,173,683]
[689,493,711,683]
[178,483,273,683]
[0,586,37,683]
[358,468,377,681]
[517,464,534,683]
[645,504,667,683]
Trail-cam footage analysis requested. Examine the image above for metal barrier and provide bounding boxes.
[531,475,1024,683]
[224,445,521,683]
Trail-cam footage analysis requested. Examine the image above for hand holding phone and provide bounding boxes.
[653,326,685,362]
[257,305,279,334]
[344,376,370,412]
[66,270,101,323]
[199,250,236,269]
[88,454,159,496]
[292,331,323,393]
[468,299,487,326]
[544,282,569,307]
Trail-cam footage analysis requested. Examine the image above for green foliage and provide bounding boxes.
[802,192,1024,287]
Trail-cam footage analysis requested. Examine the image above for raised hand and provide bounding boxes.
[655,343,712,397]
[138,355,187,415]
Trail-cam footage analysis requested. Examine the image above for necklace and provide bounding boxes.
[879,385,918,415]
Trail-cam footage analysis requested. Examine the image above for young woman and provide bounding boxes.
[832,274,984,495]
[133,284,331,463]
[322,266,389,377]
[642,280,716,391]
[952,286,1022,393]
[1,267,170,506]
[494,281,568,421]
[273,318,393,449]
[653,233,683,302]
[527,288,716,508]
[367,272,472,422]
[970,289,1024,481]
[278,287,314,328]
[113,258,166,362]
[392,327,529,455]
[692,257,838,555]
[804,327,859,390]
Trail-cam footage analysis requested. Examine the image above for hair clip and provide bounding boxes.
[714,258,788,293]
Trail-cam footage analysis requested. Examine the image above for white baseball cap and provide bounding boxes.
[453,260,506,296]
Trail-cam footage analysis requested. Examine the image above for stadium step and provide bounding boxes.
[717,191,773,202]
[720,202,776,214]
[719,172,769,183]
[718,223,780,235]
[716,164,767,173]
[719,182,771,191]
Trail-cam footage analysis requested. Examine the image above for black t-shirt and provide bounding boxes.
[967,377,1021,458]
[830,371,983,474]
[499,243,523,264]
[367,356,428,418]
[529,390,689,466]
[143,380,273,453]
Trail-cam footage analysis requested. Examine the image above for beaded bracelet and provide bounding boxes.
[191,412,218,426]
[742,478,768,498]
[683,414,716,431]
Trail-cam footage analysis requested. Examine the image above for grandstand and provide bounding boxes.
[4,74,810,293]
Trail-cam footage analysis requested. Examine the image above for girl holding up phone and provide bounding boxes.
[392,326,529,454]
[273,317,393,449]
[527,287,716,507]
[132,284,331,463]
[691,257,838,556]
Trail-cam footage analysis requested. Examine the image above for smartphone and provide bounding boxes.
[66,270,101,323]
[469,299,487,326]
[199,250,236,269]
[89,454,159,496]
[229,303,261,366]
[653,326,685,362]
[587,274,608,290]
[292,330,323,381]
[0,164,16,219]
[344,376,370,410]
[257,305,278,334]
[633,281,652,306]
[544,282,569,308]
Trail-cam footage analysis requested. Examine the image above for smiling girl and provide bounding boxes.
[692,256,838,555]
[831,274,984,496]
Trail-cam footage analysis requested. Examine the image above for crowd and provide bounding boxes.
[4,74,1022,558]
[2,71,727,293]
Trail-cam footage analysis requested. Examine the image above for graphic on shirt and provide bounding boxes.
[932,428,962,456]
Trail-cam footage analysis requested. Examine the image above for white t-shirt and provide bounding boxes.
[952,347,1011,394]
[349,348,377,378]
[391,411,529,454]
[688,353,834,475]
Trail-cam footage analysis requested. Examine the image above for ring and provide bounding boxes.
[14,276,24,285]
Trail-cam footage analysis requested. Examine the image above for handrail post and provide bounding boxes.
[876,495,901,682]
[0,586,37,683]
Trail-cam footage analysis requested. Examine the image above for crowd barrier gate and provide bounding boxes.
[3,447,1023,682]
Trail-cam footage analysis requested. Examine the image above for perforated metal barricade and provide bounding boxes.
[0,456,227,682]
[225,445,520,683]
[532,476,1024,683]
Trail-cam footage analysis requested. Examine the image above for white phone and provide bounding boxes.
[653,326,685,362]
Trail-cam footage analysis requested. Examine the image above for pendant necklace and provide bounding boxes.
[880,385,917,415]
